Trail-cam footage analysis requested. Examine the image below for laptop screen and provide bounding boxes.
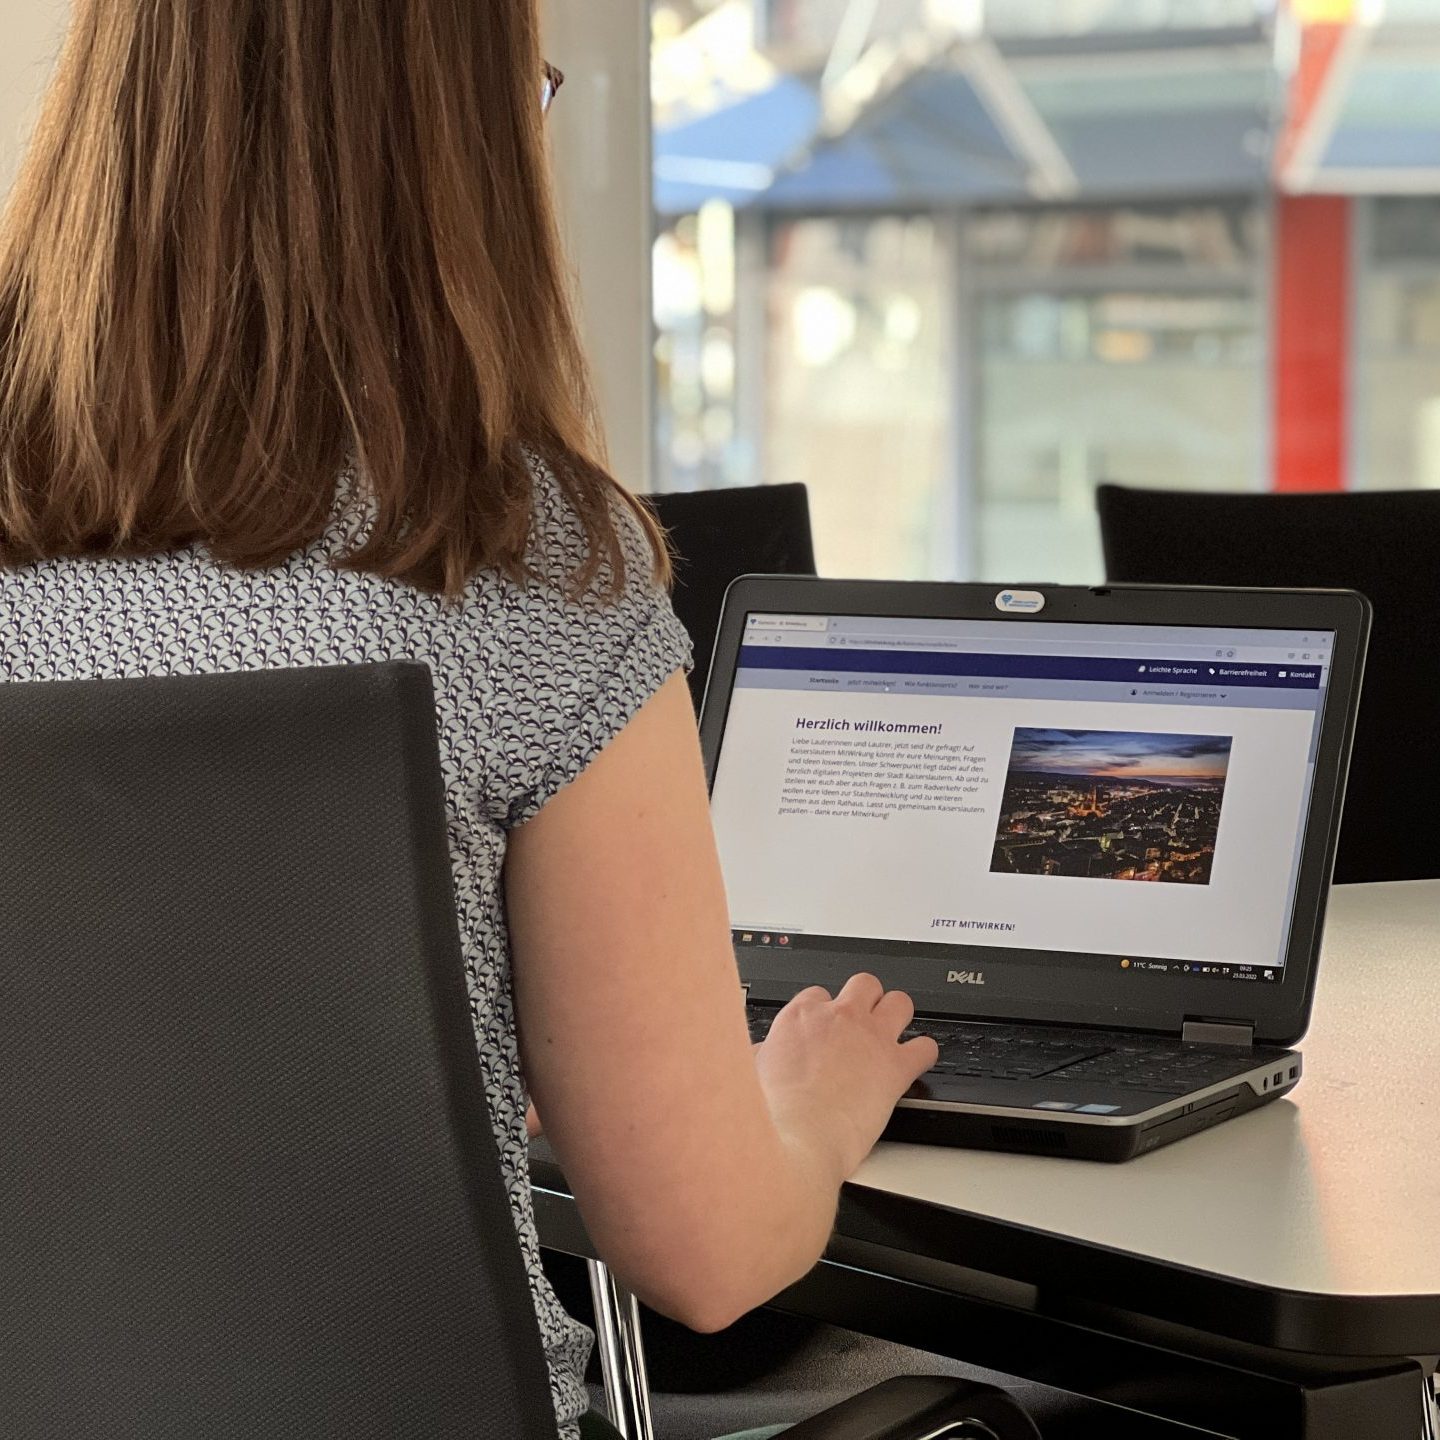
[711,612,1336,987]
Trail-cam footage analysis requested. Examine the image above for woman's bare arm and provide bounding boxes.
[507,674,935,1331]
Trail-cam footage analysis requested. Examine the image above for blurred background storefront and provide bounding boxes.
[649,0,1440,581]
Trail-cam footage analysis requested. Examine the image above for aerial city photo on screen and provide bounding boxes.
[990,729,1233,885]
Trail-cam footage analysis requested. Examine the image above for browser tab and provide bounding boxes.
[748,614,829,634]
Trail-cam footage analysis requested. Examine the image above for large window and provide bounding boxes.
[651,4,1272,583]
[653,193,1265,583]
[646,3,1440,580]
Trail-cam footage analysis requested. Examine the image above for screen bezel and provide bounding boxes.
[700,578,1370,1047]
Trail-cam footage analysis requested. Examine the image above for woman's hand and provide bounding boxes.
[755,975,939,1185]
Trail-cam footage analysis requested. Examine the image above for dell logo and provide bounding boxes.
[995,589,1045,614]
[947,970,986,986]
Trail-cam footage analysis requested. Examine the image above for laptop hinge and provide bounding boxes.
[1183,1019,1255,1047]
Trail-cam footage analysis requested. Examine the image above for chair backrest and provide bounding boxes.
[1097,484,1440,885]
[0,664,558,1440]
[647,483,817,710]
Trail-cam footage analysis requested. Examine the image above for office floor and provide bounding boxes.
[578,1295,1205,1439]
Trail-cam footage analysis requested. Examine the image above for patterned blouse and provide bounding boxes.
[0,468,693,1437]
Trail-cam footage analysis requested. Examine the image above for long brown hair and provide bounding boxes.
[0,0,665,597]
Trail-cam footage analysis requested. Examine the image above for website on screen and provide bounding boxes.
[710,614,1335,973]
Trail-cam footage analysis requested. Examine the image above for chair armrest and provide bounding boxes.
[777,1376,1042,1440]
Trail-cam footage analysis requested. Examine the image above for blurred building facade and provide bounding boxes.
[651,0,1440,581]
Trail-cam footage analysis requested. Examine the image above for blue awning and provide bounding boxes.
[1318,62,1440,175]
[655,78,821,214]
[764,69,1031,210]
[655,57,1273,215]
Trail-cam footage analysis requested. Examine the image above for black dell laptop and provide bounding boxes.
[700,578,1369,1162]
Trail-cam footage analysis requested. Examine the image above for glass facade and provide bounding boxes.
[968,204,1263,582]
[1357,198,1440,491]
[651,1,1440,582]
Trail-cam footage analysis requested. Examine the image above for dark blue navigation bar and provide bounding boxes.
[738,646,1324,690]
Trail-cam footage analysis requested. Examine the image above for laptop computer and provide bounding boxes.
[700,579,1370,1162]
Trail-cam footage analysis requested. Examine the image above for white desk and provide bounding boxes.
[853,880,1440,1326]
[534,881,1440,1438]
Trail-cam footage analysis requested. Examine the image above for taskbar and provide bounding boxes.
[730,928,1283,984]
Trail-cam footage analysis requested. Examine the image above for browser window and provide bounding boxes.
[711,613,1335,981]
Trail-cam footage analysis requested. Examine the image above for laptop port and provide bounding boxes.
[1288,1065,1299,1080]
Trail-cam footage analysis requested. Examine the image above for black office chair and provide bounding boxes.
[1097,484,1440,885]
[647,484,818,711]
[0,662,1038,1440]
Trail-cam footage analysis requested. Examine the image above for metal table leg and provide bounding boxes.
[587,1259,655,1440]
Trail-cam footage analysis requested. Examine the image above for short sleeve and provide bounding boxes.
[495,476,693,830]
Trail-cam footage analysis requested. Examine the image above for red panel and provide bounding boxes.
[1273,195,1350,493]
[1275,22,1350,178]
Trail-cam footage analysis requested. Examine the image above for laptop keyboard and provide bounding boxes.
[747,1009,1259,1095]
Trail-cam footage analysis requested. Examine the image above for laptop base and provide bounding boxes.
[884,1075,1295,1163]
